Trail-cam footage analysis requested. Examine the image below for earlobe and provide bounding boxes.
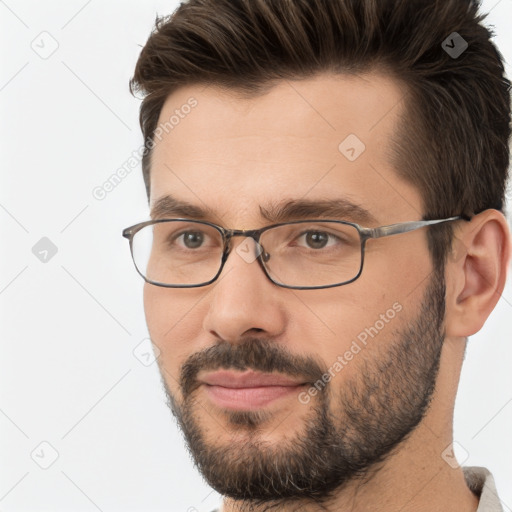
[445,210,511,338]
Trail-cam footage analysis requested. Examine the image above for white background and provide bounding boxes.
[0,1,511,510]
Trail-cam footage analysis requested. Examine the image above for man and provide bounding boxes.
[123,0,511,510]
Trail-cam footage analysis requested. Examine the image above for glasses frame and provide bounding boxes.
[122,215,468,290]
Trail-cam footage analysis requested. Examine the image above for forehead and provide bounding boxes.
[149,72,423,226]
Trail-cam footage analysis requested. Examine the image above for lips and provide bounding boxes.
[200,370,306,388]
[199,370,309,410]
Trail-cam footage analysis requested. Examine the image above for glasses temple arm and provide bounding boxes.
[364,215,467,240]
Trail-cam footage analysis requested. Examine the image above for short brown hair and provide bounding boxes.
[130,0,511,269]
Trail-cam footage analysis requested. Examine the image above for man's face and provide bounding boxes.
[144,73,446,502]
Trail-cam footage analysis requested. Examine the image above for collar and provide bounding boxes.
[463,466,504,512]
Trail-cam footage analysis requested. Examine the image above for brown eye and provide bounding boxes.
[181,231,204,248]
[304,231,330,249]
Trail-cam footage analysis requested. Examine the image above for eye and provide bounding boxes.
[299,231,339,249]
[177,231,205,249]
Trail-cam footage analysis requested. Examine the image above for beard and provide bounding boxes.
[158,267,446,509]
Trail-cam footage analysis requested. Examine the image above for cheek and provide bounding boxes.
[143,283,170,339]
[144,284,199,336]
[294,279,405,370]
[143,284,204,376]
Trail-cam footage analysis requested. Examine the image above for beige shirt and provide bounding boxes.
[211,466,504,511]
[464,466,504,512]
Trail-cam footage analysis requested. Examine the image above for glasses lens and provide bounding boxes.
[260,221,362,287]
[131,221,224,286]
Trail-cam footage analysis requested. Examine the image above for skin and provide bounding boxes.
[143,72,511,511]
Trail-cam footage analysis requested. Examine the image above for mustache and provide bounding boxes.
[180,338,326,397]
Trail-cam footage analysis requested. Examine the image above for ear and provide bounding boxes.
[445,209,511,338]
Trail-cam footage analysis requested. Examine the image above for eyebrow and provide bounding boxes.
[259,198,378,225]
[150,195,215,220]
[150,195,378,226]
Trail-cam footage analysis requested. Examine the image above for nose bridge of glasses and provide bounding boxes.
[223,229,261,250]
[222,229,269,266]
[227,228,261,239]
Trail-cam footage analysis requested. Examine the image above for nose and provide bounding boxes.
[202,237,287,342]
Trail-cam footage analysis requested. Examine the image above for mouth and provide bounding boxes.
[198,370,310,410]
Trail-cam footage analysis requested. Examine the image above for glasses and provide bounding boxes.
[122,216,466,290]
